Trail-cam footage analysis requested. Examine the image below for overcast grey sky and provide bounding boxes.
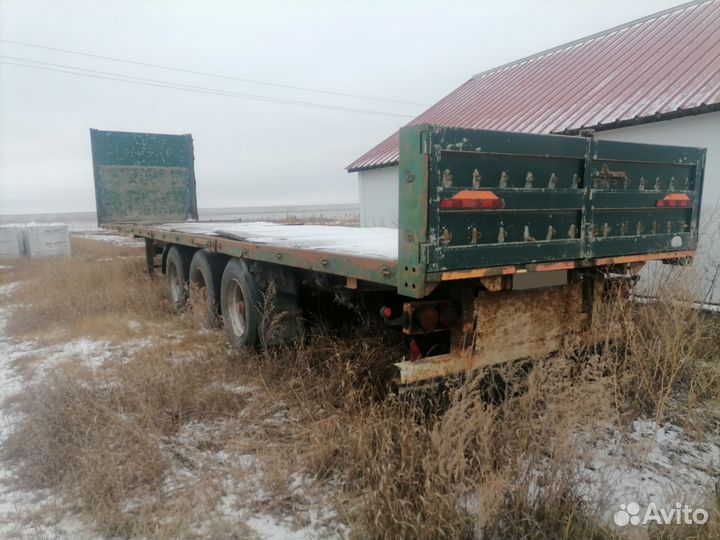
[0,0,685,214]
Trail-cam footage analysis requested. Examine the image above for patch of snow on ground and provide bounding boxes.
[159,418,345,540]
[0,278,340,539]
[580,417,720,529]
[247,512,340,540]
[0,286,135,539]
[0,282,20,296]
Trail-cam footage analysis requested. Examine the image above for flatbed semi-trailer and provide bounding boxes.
[90,125,706,387]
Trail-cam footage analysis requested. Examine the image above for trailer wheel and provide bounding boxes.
[189,250,227,327]
[165,246,193,310]
[220,258,259,348]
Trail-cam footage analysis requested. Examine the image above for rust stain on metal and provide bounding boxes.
[396,282,587,384]
[440,265,516,281]
[595,250,695,266]
[439,247,695,285]
[479,275,507,292]
[499,171,509,188]
[524,172,534,188]
[533,261,575,272]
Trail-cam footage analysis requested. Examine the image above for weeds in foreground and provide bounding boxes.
[1,240,719,539]
[591,272,720,425]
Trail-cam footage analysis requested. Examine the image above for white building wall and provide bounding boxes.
[594,111,720,206]
[358,166,399,227]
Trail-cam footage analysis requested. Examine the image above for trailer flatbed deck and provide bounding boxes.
[149,222,397,260]
[114,221,400,287]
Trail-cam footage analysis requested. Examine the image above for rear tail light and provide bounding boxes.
[403,301,460,335]
[416,305,439,331]
[657,194,691,208]
[409,339,422,361]
[438,306,460,327]
[440,190,503,210]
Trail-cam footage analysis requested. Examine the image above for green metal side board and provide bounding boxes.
[90,129,198,225]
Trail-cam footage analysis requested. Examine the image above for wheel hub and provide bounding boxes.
[228,279,246,336]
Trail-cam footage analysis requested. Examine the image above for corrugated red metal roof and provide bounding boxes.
[347,0,720,172]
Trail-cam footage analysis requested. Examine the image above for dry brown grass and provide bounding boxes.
[3,332,251,538]
[590,273,720,426]
[267,214,359,226]
[2,236,171,340]
[255,344,617,540]
[2,240,719,539]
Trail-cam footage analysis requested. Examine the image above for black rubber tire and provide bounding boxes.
[165,245,193,310]
[188,250,227,327]
[220,258,260,349]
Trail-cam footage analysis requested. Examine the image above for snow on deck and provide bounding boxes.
[155,222,399,260]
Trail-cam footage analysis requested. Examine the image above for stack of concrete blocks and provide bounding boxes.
[22,224,71,258]
[0,225,25,259]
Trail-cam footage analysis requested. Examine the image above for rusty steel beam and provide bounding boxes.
[395,281,588,385]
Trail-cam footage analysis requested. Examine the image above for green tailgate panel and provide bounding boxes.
[90,129,198,225]
[586,139,703,258]
[397,125,705,297]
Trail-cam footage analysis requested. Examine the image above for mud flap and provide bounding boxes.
[394,280,591,386]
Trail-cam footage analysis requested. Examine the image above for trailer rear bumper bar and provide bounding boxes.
[436,250,695,282]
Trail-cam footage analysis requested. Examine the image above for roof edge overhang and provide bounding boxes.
[347,104,720,173]
[347,161,399,173]
[557,103,720,135]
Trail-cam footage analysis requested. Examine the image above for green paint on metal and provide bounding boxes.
[90,129,197,225]
[397,125,705,297]
[397,125,431,297]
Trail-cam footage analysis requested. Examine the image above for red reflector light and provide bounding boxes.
[440,198,503,209]
[409,339,422,361]
[381,306,392,318]
[440,190,502,210]
[657,194,691,208]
